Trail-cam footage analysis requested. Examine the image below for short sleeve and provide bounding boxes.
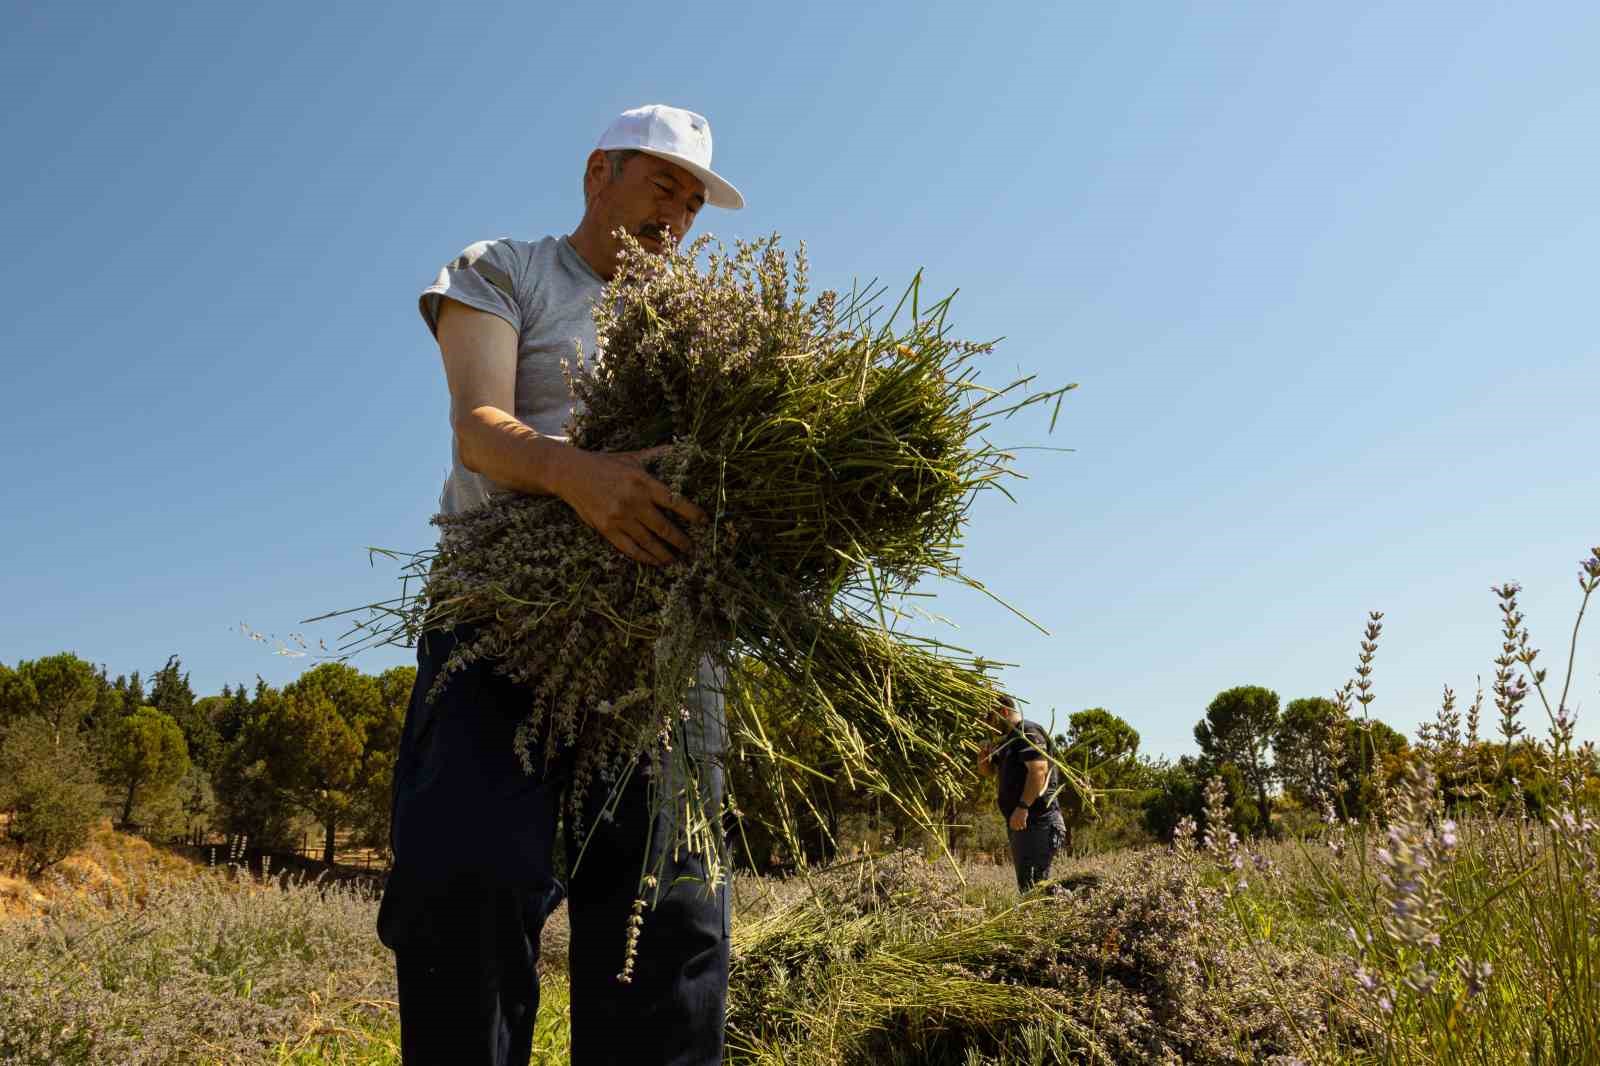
[1019,724,1051,762]
[419,239,523,337]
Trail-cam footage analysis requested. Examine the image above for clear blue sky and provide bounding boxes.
[3,2,1596,758]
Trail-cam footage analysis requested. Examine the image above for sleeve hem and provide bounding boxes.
[418,290,521,340]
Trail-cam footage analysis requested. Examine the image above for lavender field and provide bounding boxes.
[3,793,1598,1065]
[5,555,1599,1064]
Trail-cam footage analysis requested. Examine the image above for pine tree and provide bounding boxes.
[216,682,252,746]
[115,671,147,713]
[103,706,190,827]
[1194,686,1281,834]
[7,654,101,745]
[150,656,220,771]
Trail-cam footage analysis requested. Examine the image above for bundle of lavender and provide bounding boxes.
[335,234,1075,869]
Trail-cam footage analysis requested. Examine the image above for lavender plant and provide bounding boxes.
[727,848,1353,1065]
[1203,543,1600,1065]
[0,861,394,1066]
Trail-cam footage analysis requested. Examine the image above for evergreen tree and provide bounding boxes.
[1338,718,1410,822]
[103,706,191,828]
[150,656,220,771]
[174,764,215,842]
[1062,708,1141,785]
[1274,696,1344,805]
[1194,686,1281,834]
[1058,708,1142,850]
[5,653,100,744]
[84,665,124,736]
[242,664,397,864]
[0,662,37,728]
[216,682,252,746]
[213,704,298,853]
[1140,755,1203,841]
[114,671,147,714]
[1,716,106,874]
[348,665,412,855]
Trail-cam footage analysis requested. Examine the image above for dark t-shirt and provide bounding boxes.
[994,720,1059,822]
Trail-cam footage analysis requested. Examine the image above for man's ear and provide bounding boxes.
[582,149,611,206]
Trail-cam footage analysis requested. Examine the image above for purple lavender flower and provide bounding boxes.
[1457,958,1493,999]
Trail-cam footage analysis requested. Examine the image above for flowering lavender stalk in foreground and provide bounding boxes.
[1345,759,1503,1025]
[1491,582,1530,752]
[1200,775,1247,894]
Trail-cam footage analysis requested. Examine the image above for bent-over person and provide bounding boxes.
[977,693,1065,891]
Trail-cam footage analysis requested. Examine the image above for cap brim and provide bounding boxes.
[634,147,745,210]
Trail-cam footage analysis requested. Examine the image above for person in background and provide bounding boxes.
[977,693,1065,891]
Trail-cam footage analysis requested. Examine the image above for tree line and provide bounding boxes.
[730,683,1600,869]
[1072,683,1599,851]
[0,651,412,874]
[4,649,1595,877]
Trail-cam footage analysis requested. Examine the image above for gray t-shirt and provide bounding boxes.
[419,234,605,516]
[417,233,727,757]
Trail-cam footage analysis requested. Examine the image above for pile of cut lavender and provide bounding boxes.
[331,233,1075,881]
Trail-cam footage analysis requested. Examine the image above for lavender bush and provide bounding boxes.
[0,859,393,1066]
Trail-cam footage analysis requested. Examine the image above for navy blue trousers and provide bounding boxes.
[377,627,729,1066]
[1006,809,1065,892]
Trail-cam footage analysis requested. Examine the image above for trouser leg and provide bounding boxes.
[378,627,565,1066]
[1007,826,1029,891]
[564,699,730,1066]
[1008,812,1064,892]
[392,892,543,1066]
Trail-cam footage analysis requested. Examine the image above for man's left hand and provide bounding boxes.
[1008,807,1029,832]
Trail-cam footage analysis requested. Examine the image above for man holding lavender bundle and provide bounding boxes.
[376,105,743,1066]
[978,693,1066,891]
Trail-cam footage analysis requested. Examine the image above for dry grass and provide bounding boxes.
[6,760,1599,1066]
[0,820,206,916]
[0,875,49,915]
[0,837,391,1066]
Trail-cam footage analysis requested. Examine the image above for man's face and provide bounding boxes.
[988,700,1015,734]
[586,151,706,255]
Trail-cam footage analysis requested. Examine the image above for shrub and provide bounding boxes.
[0,717,106,876]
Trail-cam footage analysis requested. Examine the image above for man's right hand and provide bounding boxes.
[553,445,708,567]
[435,300,708,568]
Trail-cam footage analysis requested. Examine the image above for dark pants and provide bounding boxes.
[377,627,729,1066]
[1006,809,1065,892]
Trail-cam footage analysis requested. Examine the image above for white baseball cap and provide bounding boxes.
[596,104,745,210]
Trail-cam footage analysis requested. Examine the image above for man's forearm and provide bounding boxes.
[455,405,578,499]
